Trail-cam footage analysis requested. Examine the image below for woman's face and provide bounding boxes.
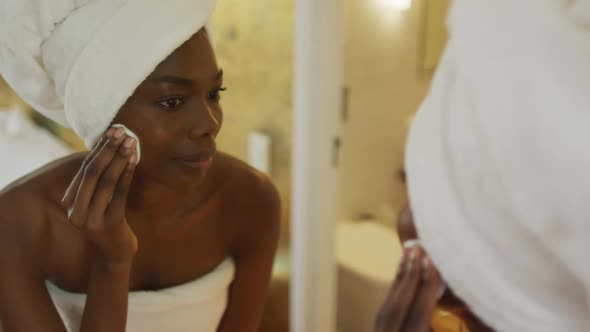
[113,29,224,187]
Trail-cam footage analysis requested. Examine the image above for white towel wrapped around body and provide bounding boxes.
[45,258,234,332]
[406,0,590,331]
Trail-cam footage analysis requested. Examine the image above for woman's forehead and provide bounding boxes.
[149,30,218,79]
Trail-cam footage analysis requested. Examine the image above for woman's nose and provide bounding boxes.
[188,102,221,140]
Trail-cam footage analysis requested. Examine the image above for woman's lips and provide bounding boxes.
[174,152,213,168]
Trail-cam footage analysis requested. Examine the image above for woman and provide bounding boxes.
[0,1,280,331]
[375,0,590,331]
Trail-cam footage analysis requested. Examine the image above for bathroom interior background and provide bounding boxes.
[0,0,457,331]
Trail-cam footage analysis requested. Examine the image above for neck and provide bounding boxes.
[126,168,213,220]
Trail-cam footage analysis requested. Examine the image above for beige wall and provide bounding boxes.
[423,0,450,71]
[210,0,294,243]
[340,0,435,223]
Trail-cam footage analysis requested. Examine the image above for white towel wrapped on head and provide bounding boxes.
[0,0,217,148]
[406,0,590,331]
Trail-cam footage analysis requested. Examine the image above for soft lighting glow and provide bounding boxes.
[379,0,412,11]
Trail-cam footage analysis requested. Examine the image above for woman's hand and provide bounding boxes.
[61,126,139,266]
[374,242,443,332]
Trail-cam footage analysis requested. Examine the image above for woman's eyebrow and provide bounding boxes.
[149,69,223,87]
[150,75,195,87]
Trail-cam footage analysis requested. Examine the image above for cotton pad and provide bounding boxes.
[111,124,141,162]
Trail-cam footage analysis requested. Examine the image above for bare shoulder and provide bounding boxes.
[214,152,280,214]
[0,153,86,269]
[213,152,281,246]
[213,152,281,257]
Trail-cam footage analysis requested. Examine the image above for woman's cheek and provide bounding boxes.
[139,126,178,162]
[150,126,177,144]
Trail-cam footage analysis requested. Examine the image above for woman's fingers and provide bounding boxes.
[68,127,127,227]
[380,246,415,310]
[375,244,424,332]
[87,136,137,226]
[61,134,110,209]
[401,255,443,332]
[105,149,138,224]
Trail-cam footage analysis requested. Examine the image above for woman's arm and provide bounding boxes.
[0,244,132,332]
[0,127,139,332]
[78,261,133,332]
[63,129,139,331]
[0,216,68,332]
[217,179,281,332]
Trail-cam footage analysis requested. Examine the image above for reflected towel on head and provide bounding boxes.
[405,0,590,331]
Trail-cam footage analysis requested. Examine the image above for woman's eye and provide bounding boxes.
[208,87,227,102]
[158,97,185,110]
